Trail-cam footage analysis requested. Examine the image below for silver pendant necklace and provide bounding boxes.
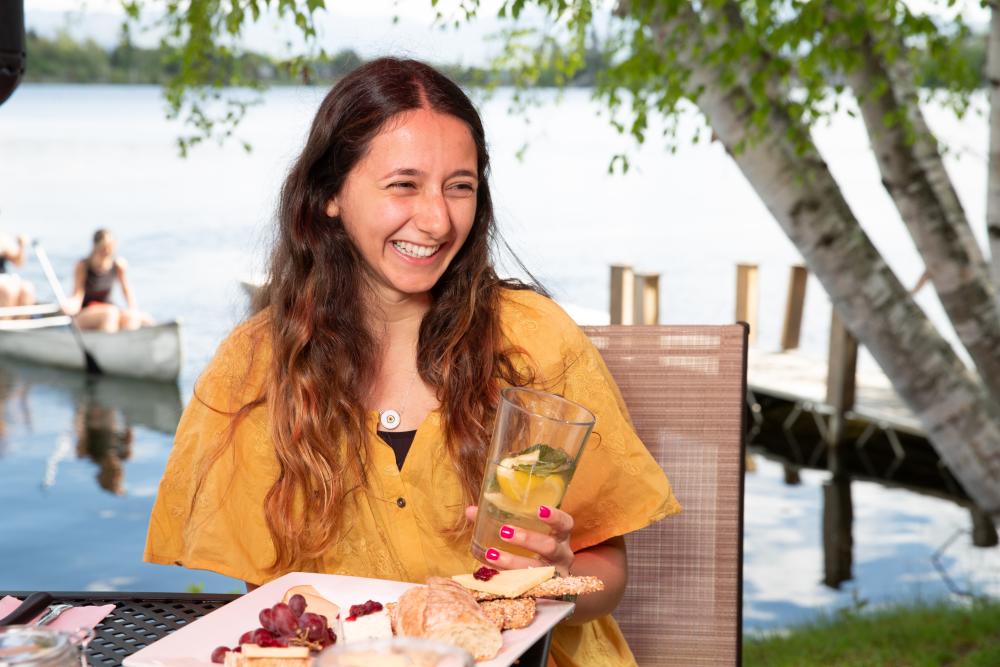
[379,371,418,431]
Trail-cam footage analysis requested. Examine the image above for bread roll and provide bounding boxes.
[396,577,502,661]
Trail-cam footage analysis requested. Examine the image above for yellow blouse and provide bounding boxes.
[145,289,680,667]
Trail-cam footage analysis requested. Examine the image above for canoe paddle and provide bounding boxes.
[31,240,103,375]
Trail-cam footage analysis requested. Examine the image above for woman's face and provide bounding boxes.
[94,237,115,260]
[326,108,479,303]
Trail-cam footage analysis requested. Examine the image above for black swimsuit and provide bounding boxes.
[82,259,116,308]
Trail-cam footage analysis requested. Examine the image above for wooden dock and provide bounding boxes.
[747,349,923,436]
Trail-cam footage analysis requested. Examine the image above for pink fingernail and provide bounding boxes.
[499,525,515,539]
[538,505,551,518]
[485,548,500,561]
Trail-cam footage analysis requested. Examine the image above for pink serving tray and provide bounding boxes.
[123,572,573,667]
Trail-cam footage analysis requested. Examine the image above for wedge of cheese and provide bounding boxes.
[451,566,555,598]
[223,645,310,667]
[281,585,341,625]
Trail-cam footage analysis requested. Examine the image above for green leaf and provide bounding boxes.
[512,443,573,474]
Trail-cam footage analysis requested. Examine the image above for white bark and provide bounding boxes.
[847,31,1000,404]
[653,6,1000,514]
[988,3,1000,291]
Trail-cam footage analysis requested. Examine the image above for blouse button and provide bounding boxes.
[396,497,406,508]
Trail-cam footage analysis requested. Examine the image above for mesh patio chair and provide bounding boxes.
[584,324,748,667]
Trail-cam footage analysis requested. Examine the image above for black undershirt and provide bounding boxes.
[378,429,417,471]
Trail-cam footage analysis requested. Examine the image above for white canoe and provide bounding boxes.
[0,317,182,382]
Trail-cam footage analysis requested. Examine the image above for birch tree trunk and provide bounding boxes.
[846,28,1000,404]
[652,6,1000,515]
[988,2,1000,291]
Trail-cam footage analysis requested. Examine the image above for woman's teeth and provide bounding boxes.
[393,241,440,258]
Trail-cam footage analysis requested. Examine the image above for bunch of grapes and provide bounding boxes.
[210,594,337,663]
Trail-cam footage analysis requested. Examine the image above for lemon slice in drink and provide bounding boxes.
[495,466,566,509]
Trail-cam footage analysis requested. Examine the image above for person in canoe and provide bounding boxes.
[145,58,680,667]
[0,231,36,312]
[68,229,153,332]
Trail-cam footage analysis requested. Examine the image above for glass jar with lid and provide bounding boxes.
[0,626,90,667]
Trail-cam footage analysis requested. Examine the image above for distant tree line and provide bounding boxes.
[20,30,603,87]
[21,28,987,90]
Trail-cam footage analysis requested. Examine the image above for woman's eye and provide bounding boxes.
[390,181,416,189]
[450,182,476,192]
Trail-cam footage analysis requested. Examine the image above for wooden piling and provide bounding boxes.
[610,265,635,325]
[822,473,854,588]
[636,273,660,325]
[781,264,808,351]
[735,263,759,344]
[826,309,858,448]
[971,506,1000,547]
[735,264,760,344]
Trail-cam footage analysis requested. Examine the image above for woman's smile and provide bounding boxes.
[391,240,443,260]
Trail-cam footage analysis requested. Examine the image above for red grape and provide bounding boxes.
[237,631,253,645]
[322,627,337,648]
[299,612,327,642]
[287,594,306,618]
[271,603,298,637]
[250,628,276,647]
[259,607,275,633]
[210,646,230,664]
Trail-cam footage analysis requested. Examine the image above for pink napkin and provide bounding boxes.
[0,595,115,633]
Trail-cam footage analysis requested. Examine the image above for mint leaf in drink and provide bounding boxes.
[512,444,571,474]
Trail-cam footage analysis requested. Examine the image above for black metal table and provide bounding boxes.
[2,592,552,666]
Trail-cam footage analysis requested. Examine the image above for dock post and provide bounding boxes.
[735,263,759,344]
[971,506,1000,547]
[636,273,660,325]
[822,472,854,588]
[826,309,858,448]
[610,265,635,325]
[780,264,808,351]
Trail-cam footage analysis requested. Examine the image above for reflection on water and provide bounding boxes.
[0,356,181,496]
[0,356,239,592]
[74,397,134,496]
[0,357,184,435]
[744,396,1000,631]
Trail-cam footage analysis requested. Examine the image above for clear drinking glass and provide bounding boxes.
[471,387,595,563]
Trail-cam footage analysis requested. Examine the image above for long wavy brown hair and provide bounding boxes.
[242,58,536,573]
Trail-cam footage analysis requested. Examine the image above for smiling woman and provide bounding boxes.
[143,57,679,667]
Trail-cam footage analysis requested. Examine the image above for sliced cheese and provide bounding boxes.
[451,566,555,598]
[281,585,342,625]
[224,645,311,667]
[240,645,310,659]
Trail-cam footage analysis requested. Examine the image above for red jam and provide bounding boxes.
[346,600,383,621]
[473,566,499,581]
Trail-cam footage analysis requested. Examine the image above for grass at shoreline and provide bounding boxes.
[744,599,1000,666]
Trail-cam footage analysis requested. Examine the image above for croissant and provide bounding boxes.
[395,577,503,661]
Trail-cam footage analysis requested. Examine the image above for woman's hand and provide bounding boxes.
[464,504,576,577]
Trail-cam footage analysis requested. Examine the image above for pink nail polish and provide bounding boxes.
[538,505,551,519]
[499,525,515,539]
[485,548,500,561]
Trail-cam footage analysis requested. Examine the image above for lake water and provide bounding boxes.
[0,84,997,629]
